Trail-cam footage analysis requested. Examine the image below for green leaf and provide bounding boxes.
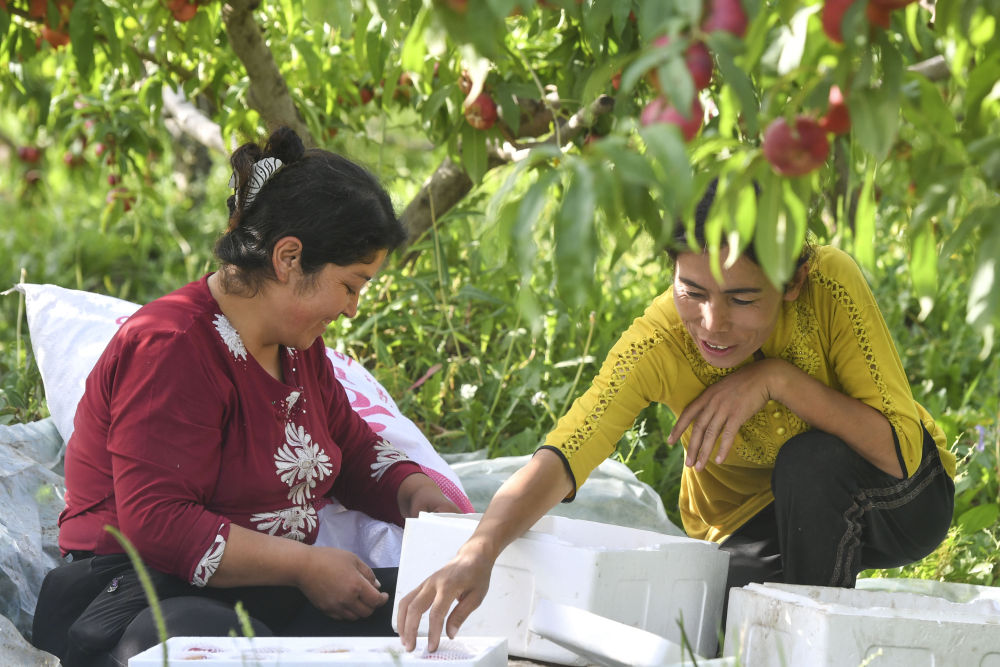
[93,1,119,65]
[421,84,454,125]
[593,138,659,187]
[639,123,694,220]
[652,55,694,116]
[967,213,1000,329]
[555,162,598,308]
[965,53,1000,132]
[909,222,938,320]
[400,7,431,73]
[849,86,898,162]
[853,162,876,272]
[460,123,488,184]
[910,182,951,236]
[69,0,95,84]
[365,18,388,86]
[514,171,559,279]
[752,170,786,288]
[293,37,322,83]
[957,503,1000,535]
[710,33,759,135]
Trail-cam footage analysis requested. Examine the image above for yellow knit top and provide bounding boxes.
[542,246,956,542]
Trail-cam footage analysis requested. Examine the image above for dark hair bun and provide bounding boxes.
[264,126,306,165]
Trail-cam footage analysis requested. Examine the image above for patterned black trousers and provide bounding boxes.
[719,428,954,616]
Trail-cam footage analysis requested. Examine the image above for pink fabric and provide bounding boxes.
[421,465,475,513]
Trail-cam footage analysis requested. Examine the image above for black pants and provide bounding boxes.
[719,428,954,620]
[33,558,398,667]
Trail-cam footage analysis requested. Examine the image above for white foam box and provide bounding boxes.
[724,579,1000,666]
[392,512,729,664]
[128,636,506,666]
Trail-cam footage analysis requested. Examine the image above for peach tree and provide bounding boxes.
[2,0,999,351]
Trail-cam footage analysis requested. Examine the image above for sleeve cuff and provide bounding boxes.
[536,446,578,502]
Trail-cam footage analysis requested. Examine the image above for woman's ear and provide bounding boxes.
[783,262,809,301]
[272,236,304,282]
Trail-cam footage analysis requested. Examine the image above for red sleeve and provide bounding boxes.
[106,329,233,581]
[313,347,421,526]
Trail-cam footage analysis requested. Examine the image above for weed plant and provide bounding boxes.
[1,127,997,588]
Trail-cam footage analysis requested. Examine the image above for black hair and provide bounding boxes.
[667,178,811,276]
[215,126,406,295]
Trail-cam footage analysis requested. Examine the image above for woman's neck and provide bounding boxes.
[207,271,283,381]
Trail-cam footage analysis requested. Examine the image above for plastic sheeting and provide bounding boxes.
[0,419,65,639]
[446,450,683,537]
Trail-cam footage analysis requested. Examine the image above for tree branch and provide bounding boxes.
[222,0,314,146]
[399,94,616,251]
[162,87,226,154]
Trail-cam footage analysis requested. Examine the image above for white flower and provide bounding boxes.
[531,390,547,406]
[274,423,332,503]
[250,505,317,541]
[370,439,412,481]
[213,314,247,360]
[460,383,478,400]
[191,529,226,587]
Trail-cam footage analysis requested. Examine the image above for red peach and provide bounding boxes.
[819,85,850,135]
[640,96,704,142]
[464,92,498,130]
[702,0,749,38]
[763,116,830,177]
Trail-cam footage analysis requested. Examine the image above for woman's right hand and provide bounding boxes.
[396,449,573,652]
[297,546,388,620]
[396,538,495,652]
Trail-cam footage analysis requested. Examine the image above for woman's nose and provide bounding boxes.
[701,300,729,332]
[343,293,360,319]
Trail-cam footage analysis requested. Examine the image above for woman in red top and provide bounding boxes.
[33,127,458,667]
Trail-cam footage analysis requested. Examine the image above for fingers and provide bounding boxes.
[444,589,484,641]
[397,584,431,652]
[425,591,450,653]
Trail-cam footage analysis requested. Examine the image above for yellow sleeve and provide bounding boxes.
[810,247,927,477]
[541,298,680,495]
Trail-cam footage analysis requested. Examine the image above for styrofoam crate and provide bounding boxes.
[392,512,729,664]
[724,580,1000,666]
[127,636,506,666]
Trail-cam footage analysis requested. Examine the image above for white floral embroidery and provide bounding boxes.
[213,313,247,360]
[285,390,301,412]
[192,527,226,587]
[250,504,317,541]
[370,438,412,481]
[274,423,332,504]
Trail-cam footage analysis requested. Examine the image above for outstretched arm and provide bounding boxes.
[396,448,573,652]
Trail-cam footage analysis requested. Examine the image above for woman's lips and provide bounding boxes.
[699,338,733,356]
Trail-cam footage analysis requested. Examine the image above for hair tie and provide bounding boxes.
[228,157,284,210]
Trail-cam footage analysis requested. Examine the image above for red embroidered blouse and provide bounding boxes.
[59,275,421,585]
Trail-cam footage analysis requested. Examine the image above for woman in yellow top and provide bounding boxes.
[396,182,956,652]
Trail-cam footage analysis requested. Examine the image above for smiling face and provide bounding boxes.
[281,248,387,350]
[673,248,803,369]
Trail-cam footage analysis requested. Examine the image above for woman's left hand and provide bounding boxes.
[668,358,790,470]
[397,472,461,518]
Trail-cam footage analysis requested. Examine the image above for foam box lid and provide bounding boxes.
[127,636,507,666]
